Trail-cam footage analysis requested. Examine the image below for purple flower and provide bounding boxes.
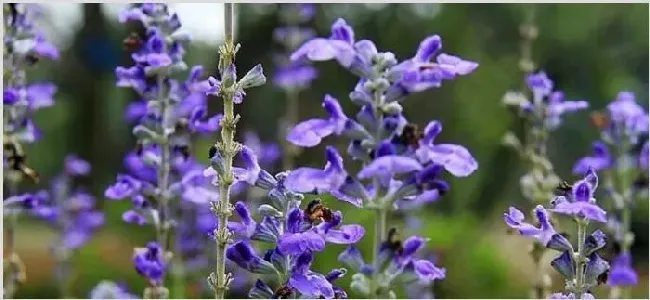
[233,145,262,186]
[504,205,557,246]
[403,259,446,284]
[274,64,318,91]
[285,146,347,194]
[376,233,446,285]
[606,92,648,137]
[357,155,422,180]
[180,169,220,204]
[287,94,349,147]
[278,209,326,255]
[415,120,478,177]
[572,141,612,174]
[527,71,554,98]
[227,201,257,239]
[390,35,478,93]
[550,169,607,223]
[26,83,57,110]
[188,107,222,134]
[225,241,276,274]
[105,175,142,200]
[3,191,54,221]
[608,253,638,286]
[288,252,335,298]
[64,154,91,176]
[290,18,356,68]
[508,72,588,130]
[544,91,589,128]
[133,242,167,285]
[278,207,364,255]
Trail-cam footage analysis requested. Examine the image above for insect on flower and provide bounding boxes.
[304,199,334,223]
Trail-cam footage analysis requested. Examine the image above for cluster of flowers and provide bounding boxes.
[205,150,365,297]
[505,169,609,299]
[5,155,104,297]
[502,60,648,298]
[267,18,479,297]
[501,70,592,297]
[2,3,60,298]
[573,92,648,288]
[104,3,223,296]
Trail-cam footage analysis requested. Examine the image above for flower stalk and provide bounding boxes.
[211,3,238,299]
[573,219,588,298]
[4,180,24,299]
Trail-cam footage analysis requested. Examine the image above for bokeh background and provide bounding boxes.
[4,3,649,299]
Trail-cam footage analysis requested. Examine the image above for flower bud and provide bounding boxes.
[220,64,237,88]
[381,102,403,115]
[133,125,160,143]
[350,273,371,296]
[238,64,266,89]
[258,204,283,218]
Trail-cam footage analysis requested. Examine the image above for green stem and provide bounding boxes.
[609,139,633,299]
[213,4,237,299]
[4,180,22,299]
[152,68,172,299]
[574,219,588,298]
[372,208,387,268]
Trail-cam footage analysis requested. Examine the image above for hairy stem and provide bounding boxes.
[372,208,387,267]
[152,69,172,298]
[574,219,588,298]
[4,180,23,299]
[609,140,634,299]
[281,91,300,170]
[213,4,237,299]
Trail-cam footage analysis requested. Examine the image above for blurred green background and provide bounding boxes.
[4,3,649,299]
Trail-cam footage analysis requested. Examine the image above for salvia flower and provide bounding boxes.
[340,229,445,298]
[502,71,588,131]
[572,92,648,291]
[133,242,167,286]
[505,169,610,298]
[109,3,225,294]
[216,157,364,298]
[3,4,59,297]
[287,18,478,297]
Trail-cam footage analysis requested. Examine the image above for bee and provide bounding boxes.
[553,181,573,196]
[304,199,334,223]
[384,227,404,254]
[4,141,39,183]
[123,32,143,52]
[272,286,293,299]
[590,112,610,130]
[394,123,424,148]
